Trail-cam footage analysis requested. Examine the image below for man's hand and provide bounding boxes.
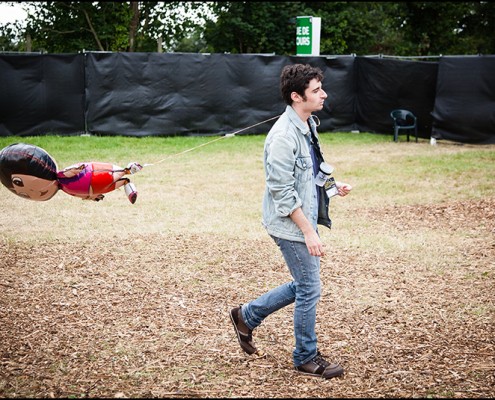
[336,181,352,197]
[290,207,325,257]
[304,229,326,257]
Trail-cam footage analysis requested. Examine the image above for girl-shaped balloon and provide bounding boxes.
[0,143,142,204]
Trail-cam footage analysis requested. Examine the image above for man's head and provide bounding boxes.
[280,64,324,106]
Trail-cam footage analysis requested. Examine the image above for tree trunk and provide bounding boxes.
[128,1,140,52]
[82,8,104,51]
[26,33,32,52]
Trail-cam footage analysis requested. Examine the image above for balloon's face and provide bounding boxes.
[0,143,59,201]
[9,173,59,201]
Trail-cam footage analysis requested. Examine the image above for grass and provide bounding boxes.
[1,132,494,241]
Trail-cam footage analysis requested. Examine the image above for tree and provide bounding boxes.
[0,22,22,52]
[394,1,495,56]
[0,1,210,53]
[203,2,306,54]
[202,1,495,56]
[201,2,409,55]
[173,27,209,53]
[398,2,470,55]
[301,2,402,55]
[458,1,495,54]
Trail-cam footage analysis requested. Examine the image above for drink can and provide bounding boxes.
[315,162,334,186]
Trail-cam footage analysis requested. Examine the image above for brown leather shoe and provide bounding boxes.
[229,305,257,355]
[296,351,344,379]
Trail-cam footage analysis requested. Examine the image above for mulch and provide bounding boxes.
[1,198,494,398]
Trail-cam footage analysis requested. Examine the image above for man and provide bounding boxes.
[230,63,352,379]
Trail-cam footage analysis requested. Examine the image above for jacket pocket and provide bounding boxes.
[294,156,313,183]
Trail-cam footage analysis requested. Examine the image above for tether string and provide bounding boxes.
[145,114,281,167]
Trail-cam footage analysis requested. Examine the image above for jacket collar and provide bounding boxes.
[286,105,311,137]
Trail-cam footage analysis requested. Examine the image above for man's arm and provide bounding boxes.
[290,207,325,257]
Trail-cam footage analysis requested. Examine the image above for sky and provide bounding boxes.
[0,2,28,24]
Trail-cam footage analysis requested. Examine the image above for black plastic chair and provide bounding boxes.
[390,109,418,142]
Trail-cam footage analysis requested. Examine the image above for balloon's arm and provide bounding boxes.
[125,162,144,175]
[59,164,85,178]
[81,194,104,202]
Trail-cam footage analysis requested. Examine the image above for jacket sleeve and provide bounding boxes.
[265,134,302,217]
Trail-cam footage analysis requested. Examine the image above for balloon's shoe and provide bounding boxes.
[124,182,138,204]
[126,162,143,175]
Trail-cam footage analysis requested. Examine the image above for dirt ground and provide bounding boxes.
[1,194,494,398]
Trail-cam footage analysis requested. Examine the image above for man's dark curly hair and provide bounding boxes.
[280,64,324,105]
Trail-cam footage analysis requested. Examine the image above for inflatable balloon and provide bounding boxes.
[0,143,142,204]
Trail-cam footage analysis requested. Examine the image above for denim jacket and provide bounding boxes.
[262,105,332,242]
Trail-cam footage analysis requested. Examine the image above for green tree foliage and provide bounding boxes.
[0,22,21,52]
[202,1,494,56]
[465,1,495,54]
[303,2,404,55]
[0,1,209,53]
[201,1,410,55]
[202,2,305,54]
[398,1,495,55]
[174,29,209,53]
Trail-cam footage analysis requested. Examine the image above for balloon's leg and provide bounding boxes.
[124,182,137,204]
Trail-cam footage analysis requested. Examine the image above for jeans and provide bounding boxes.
[241,235,321,366]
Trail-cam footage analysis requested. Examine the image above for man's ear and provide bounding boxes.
[291,91,303,103]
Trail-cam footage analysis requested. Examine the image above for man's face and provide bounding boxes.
[302,78,327,112]
[9,174,58,201]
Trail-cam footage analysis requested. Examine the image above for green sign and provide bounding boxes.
[296,16,312,55]
[296,16,321,56]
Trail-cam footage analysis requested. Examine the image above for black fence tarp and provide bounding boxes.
[431,55,495,144]
[0,52,494,144]
[355,57,438,136]
[0,54,85,136]
[85,52,290,136]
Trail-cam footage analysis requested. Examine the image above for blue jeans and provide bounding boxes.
[241,236,321,367]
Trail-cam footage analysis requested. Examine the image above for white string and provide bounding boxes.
[146,114,281,167]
